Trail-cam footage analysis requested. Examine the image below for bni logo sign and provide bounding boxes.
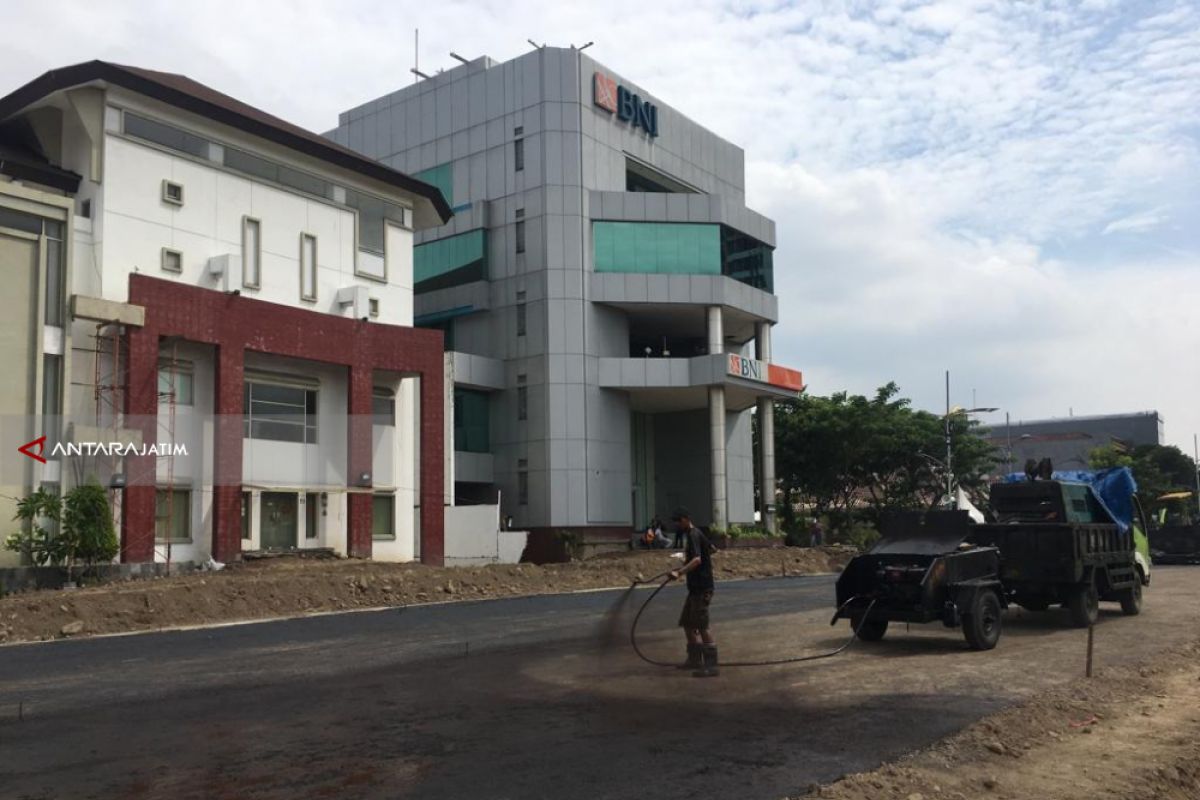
[593,72,659,138]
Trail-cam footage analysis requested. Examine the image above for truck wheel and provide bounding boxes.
[1068,577,1099,628]
[1119,575,1143,616]
[851,616,888,642]
[963,589,1003,651]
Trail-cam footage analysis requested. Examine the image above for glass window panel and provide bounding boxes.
[0,207,42,235]
[514,139,524,172]
[44,238,64,326]
[372,389,395,426]
[157,363,194,406]
[155,489,191,542]
[224,147,279,183]
[278,165,331,199]
[372,494,395,540]
[414,164,453,207]
[125,113,210,159]
[305,492,319,539]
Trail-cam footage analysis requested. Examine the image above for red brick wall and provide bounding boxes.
[122,275,444,565]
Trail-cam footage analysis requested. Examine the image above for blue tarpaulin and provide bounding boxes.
[1003,467,1139,532]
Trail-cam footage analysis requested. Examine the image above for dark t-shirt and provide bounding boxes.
[684,527,714,592]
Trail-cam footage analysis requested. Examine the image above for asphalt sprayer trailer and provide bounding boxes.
[833,511,1005,650]
[964,467,1152,628]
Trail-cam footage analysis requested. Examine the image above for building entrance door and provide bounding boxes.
[260,492,298,549]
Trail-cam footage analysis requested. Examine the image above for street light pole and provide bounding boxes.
[1194,433,1199,518]
[945,370,953,506]
[1006,411,1012,475]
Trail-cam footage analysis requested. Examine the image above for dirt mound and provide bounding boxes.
[0,545,852,644]
[797,638,1200,800]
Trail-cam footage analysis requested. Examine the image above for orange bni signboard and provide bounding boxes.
[767,364,804,391]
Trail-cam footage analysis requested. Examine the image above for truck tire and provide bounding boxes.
[851,615,888,642]
[1068,577,1099,628]
[1119,575,1143,616]
[962,589,1003,651]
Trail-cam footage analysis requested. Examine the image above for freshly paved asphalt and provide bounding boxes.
[1,569,1196,799]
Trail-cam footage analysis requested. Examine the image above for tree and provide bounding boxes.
[1089,443,1198,509]
[773,383,996,537]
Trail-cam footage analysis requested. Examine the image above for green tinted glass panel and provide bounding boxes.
[592,222,721,275]
[414,163,453,207]
[414,229,487,290]
[454,389,490,454]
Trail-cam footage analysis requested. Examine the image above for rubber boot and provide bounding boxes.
[693,645,719,678]
[677,643,702,670]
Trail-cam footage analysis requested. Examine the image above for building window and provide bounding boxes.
[454,389,490,453]
[305,492,319,540]
[243,380,318,444]
[514,138,524,172]
[517,385,528,422]
[372,494,395,540]
[161,180,184,206]
[42,354,62,449]
[241,492,252,540]
[161,247,183,273]
[372,387,395,426]
[44,220,65,327]
[125,112,211,159]
[242,217,261,289]
[515,220,526,254]
[516,291,527,337]
[299,233,317,301]
[413,229,488,294]
[369,298,380,318]
[517,470,529,506]
[344,190,408,255]
[157,359,194,406]
[154,488,191,543]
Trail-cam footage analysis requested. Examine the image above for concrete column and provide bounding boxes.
[755,321,776,533]
[755,322,772,362]
[212,344,245,562]
[346,361,374,558]
[709,386,727,531]
[707,306,724,356]
[121,325,159,563]
[757,397,776,534]
[707,306,727,529]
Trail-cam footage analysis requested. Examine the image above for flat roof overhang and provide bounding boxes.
[598,354,803,412]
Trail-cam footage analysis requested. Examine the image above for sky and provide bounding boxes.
[3,0,1198,452]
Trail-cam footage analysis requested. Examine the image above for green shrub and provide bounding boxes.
[5,482,118,583]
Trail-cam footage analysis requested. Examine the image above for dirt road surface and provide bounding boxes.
[0,565,1196,799]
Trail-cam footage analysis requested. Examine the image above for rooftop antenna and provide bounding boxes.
[413,29,421,83]
[527,38,544,50]
[449,52,470,65]
[574,41,594,51]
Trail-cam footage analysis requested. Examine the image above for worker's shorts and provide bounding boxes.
[678,589,713,631]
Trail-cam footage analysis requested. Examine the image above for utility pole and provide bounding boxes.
[945,370,953,506]
[1194,433,1199,517]
[1006,411,1012,475]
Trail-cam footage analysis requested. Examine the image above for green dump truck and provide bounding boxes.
[965,469,1151,628]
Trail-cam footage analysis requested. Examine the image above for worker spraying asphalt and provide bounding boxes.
[606,511,878,674]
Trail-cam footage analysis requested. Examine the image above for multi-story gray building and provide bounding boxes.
[327,47,802,545]
[983,411,1164,475]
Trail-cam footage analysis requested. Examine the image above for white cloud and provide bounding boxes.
[0,0,1197,448]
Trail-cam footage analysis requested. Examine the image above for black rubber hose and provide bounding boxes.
[628,574,878,668]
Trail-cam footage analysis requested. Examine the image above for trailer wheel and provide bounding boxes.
[1068,576,1099,628]
[963,589,1002,651]
[1118,575,1143,616]
[851,615,888,642]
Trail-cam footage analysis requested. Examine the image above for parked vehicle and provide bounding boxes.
[833,511,1004,650]
[1149,491,1200,564]
[965,468,1150,628]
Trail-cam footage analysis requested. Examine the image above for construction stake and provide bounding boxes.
[1085,624,1094,678]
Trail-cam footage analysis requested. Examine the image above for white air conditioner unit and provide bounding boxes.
[337,285,371,319]
[206,253,242,291]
